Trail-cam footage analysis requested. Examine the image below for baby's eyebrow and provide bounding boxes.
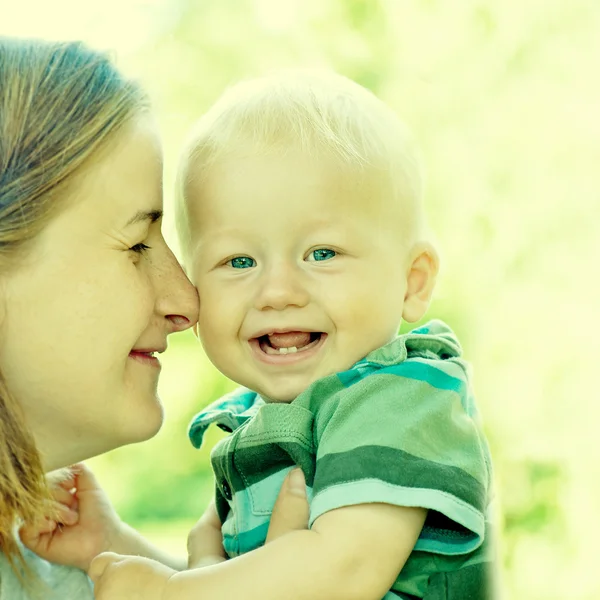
[124,209,163,227]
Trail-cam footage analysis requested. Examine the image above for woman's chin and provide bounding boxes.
[115,395,165,445]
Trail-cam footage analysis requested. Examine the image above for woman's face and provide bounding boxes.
[0,117,199,471]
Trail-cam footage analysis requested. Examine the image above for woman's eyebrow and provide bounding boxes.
[125,209,163,227]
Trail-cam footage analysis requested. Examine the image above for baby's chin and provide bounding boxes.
[254,380,311,404]
[261,395,294,404]
[251,361,358,403]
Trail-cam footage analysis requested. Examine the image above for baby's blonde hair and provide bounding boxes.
[176,69,425,255]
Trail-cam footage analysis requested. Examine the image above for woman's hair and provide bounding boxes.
[0,37,148,567]
[175,69,425,256]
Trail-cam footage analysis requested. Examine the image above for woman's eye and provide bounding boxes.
[130,242,151,255]
[228,256,256,269]
[307,248,337,262]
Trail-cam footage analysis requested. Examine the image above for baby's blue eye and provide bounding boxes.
[229,256,256,269]
[309,248,336,262]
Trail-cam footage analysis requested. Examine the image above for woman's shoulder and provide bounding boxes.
[0,548,93,600]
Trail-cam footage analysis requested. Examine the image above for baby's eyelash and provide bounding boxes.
[307,247,338,262]
[130,243,151,255]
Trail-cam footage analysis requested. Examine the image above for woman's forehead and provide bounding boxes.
[64,118,164,226]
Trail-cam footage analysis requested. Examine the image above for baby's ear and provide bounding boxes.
[402,243,439,323]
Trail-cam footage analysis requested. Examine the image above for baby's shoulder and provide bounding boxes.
[303,320,474,435]
[332,320,468,396]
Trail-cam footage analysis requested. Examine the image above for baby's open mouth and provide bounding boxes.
[257,331,323,355]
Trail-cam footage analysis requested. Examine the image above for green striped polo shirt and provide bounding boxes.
[189,320,496,599]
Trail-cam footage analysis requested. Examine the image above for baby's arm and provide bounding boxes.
[91,502,426,600]
[187,499,227,568]
[186,466,310,569]
[171,503,426,600]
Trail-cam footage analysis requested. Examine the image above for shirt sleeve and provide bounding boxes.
[310,357,490,556]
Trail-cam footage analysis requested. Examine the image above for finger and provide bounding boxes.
[48,484,77,509]
[88,551,122,581]
[70,462,103,494]
[46,467,77,491]
[53,500,79,525]
[19,516,58,544]
[39,497,78,524]
[265,468,309,544]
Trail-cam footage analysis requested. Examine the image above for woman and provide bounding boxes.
[0,37,308,599]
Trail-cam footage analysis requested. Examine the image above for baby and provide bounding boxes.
[27,71,495,600]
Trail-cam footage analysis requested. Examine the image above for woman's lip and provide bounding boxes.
[128,350,161,368]
[132,346,167,354]
[248,333,327,365]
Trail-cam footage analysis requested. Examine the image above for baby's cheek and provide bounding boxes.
[197,297,221,334]
[197,318,221,354]
[338,301,373,330]
[198,317,237,374]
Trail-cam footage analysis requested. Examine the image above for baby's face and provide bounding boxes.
[184,148,411,402]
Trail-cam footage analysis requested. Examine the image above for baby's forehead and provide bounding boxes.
[183,180,416,265]
[183,148,405,221]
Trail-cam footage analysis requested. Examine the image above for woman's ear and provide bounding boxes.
[402,243,439,323]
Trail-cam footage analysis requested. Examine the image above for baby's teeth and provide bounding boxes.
[277,346,297,355]
[263,345,300,356]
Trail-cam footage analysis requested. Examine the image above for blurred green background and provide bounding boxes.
[3,1,598,598]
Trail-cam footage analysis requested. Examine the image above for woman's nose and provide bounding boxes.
[154,247,199,332]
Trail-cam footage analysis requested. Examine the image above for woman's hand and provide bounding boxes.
[186,467,310,569]
[265,468,309,543]
[22,462,310,575]
[89,468,311,600]
[19,463,124,572]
